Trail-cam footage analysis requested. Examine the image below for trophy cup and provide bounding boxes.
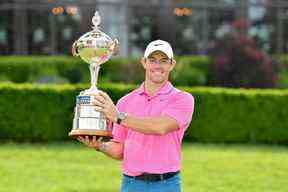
[69,11,119,139]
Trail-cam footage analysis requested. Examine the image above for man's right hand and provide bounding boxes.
[77,136,124,160]
[77,136,103,151]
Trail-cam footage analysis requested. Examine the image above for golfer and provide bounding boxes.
[78,39,194,192]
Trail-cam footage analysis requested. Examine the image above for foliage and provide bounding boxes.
[171,56,210,86]
[0,56,209,86]
[188,86,288,144]
[0,82,134,142]
[1,82,288,144]
[0,56,87,83]
[208,22,278,88]
[276,55,288,88]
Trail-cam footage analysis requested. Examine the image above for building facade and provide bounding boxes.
[0,0,288,56]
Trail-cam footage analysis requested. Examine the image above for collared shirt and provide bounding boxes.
[112,81,194,176]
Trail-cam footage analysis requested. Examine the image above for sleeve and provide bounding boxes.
[111,98,128,143]
[161,92,194,130]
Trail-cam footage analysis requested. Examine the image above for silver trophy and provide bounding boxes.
[69,11,119,139]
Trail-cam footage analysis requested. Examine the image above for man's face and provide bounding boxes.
[141,51,176,84]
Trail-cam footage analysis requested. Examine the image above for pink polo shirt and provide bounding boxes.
[112,81,194,176]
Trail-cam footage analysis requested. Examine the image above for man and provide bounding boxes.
[78,40,194,192]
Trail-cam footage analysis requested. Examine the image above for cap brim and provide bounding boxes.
[144,47,172,59]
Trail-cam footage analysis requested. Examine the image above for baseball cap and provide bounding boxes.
[144,40,174,59]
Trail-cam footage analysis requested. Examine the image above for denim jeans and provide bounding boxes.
[121,173,181,192]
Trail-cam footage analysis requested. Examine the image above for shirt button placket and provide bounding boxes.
[146,96,153,115]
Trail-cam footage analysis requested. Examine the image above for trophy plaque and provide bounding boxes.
[69,11,119,139]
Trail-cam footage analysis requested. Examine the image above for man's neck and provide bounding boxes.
[144,80,167,96]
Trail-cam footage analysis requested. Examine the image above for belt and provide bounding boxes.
[124,171,179,182]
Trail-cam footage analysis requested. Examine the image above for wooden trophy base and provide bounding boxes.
[69,129,112,141]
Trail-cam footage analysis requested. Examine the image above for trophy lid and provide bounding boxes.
[72,11,115,65]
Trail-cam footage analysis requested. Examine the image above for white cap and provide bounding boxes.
[144,40,174,59]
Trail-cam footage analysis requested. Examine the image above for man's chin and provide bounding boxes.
[150,78,166,84]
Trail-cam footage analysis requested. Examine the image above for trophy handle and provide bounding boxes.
[110,39,120,56]
[72,41,79,56]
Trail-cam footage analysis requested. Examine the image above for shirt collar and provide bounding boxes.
[136,81,174,96]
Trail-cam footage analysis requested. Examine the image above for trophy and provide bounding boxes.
[69,11,119,139]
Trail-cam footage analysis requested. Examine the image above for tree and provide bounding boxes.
[208,18,278,88]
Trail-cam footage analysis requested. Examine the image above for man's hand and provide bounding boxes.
[92,91,118,123]
[77,136,103,151]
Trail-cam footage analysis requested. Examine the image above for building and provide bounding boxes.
[0,0,288,56]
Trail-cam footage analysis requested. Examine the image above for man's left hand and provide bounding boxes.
[92,91,118,123]
[77,136,103,150]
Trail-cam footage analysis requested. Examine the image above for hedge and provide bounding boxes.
[277,55,288,88]
[0,82,134,142]
[0,82,288,144]
[2,55,288,88]
[0,56,209,86]
[190,87,288,144]
[0,56,90,83]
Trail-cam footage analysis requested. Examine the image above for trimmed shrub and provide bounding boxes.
[0,56,209,86]
[0,56,88,84]
[188,86,288,144]
[0,83,135,142]
[0,82,288,144]
[171,56,210,86]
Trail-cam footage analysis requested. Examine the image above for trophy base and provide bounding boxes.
[69,129,112,140]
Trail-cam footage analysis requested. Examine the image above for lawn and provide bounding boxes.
[0,142,287,192]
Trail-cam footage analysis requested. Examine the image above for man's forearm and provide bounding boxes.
[98,141,123,160]
[120,114,178,135]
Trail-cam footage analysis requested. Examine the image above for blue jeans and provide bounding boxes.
[121,173,181,192]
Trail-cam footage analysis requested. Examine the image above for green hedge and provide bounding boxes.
[0,82,288,144]
[190,87,288,144]
[0,56,209,86]
[0,56,89,84]
[171,56,210,86]
[0,83,134,142]
[2,55,288,88]
[277,55,288,88]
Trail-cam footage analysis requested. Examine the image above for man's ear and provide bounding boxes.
[169,59,176,71]
[141,57,147,69]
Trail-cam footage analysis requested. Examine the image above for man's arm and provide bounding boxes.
[92,91,179,135]
[120,115,178,135]
[98,141,124,160]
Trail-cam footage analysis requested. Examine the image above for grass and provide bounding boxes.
[0,142,287,192]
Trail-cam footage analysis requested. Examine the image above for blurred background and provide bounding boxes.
[0,0,288,142]
[1,0,288,56]
[1,0,288,88]
[1,1,288,191]
[0,0,287,141]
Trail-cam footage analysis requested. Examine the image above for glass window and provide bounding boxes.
[0,10,12,55]
[129,8,157,57]
[27,10,49,54]
[26,5,80,55]
[175,8,206,55]
[62,27,72,41]
[56,13,80,54]
[33,28,45,43]
[0,29,7,44]
[174,4,236,55]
